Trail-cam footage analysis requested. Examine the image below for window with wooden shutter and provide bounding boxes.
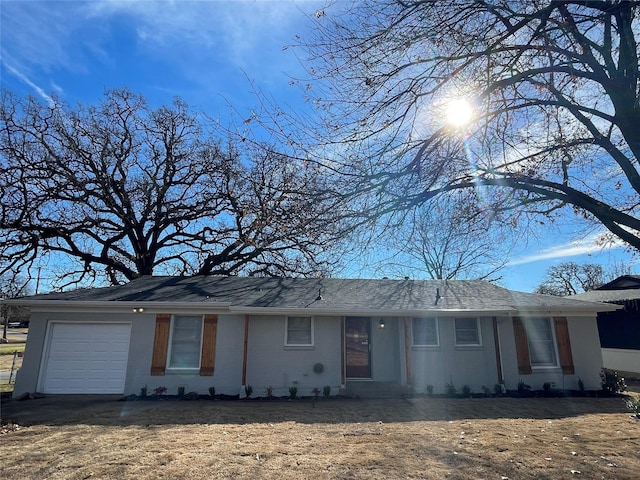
[513,317,532,375]
[151,314,171,376]
[200,314,218,376]
[553,316,575,375]
[524,317,557,367]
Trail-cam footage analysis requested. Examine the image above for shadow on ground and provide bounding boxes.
[1,393,634,428]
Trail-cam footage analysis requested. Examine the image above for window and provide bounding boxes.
[524,317,557,367]
[286,316,313,346]
[412,317,439,346]
[455,317,482,346]
[168,315,203,369]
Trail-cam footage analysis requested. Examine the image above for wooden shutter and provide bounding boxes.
[151,314,171,376]
[200,314,218,376]
[553,316,575,375]
[513,316,532,375]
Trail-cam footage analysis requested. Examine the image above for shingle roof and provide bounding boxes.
[10,276,616,315]
[570,289,640,303]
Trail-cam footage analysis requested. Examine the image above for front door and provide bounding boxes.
[345,317,371,378]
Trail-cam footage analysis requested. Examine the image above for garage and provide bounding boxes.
[40,322,131,394]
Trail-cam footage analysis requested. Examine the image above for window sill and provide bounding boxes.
[454,345,483,350]
[412,345,441,350]
[166,368,200,374]
[284,345,315,351]
[531,365,562,372]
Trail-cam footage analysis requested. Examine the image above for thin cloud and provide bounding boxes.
[3,61,54,106]
[508,232,626,266]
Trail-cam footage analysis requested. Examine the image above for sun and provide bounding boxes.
[445,98,473,127]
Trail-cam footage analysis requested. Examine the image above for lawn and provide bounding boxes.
[1,395,639,479]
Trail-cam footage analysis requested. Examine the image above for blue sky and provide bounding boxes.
[1,0,636,292]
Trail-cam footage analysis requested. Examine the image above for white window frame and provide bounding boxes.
[454,317,482,346]
[412,317,439,347]
[167,314,204,371]
[285,316,314,347]
[523,317,559,368]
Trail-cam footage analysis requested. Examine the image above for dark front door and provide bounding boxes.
[346,317,371,378]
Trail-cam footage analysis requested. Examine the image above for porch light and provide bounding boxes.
[133,307,145,313]
[379,319,385,329]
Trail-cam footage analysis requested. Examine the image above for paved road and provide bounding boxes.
[5,331,27,342]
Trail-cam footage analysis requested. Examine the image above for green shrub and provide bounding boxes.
[426,384,434,396]
[461,385,472,396]
[208,386,216,397]
[289,386,298,399]
[517,380,531,394]
[244,384,253,399]
[323,385,331,398]
[600,368,627,394]
[444,382,456,396]
[626,397,640,418]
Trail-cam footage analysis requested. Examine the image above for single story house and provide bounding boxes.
[571,275,640,376]
[5,276,618,398]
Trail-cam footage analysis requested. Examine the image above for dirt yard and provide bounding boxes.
[1,395,639,479]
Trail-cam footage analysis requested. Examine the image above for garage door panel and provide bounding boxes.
[41,323,131,394]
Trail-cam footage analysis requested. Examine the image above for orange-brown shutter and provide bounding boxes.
[553,316,575,375]
[200,314,218,376]
[513,317,532,375]
[151,314,171,376]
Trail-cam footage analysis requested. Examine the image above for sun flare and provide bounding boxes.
[446,98,473,127]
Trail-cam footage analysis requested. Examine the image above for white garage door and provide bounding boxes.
[41,323,131,394]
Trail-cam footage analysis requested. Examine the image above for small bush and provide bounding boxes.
[311,387,321,399]
[444,382,456,396]
[178,386,185,396]
[461,385,472,397]
[265,386,274,398]
[244,384,253,399]
[517,380,531,394]
[323,385,331,398]
[140,385,148,397]
[577,378,585,392]
[543,382,552,393]
[481,385,491,396]
[426,384,434,396]
[208,386,216,397]
[493,384,503,396]
[600,368,627,394]
[626,397,640,419]
[153,386,167,396]
[289,386,298,399]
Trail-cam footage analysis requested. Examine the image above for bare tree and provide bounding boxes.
[379,191,513,281]
[0,88,346,287]
[290,1,640,253]
[0,273,30,340]
[534,261,632,296]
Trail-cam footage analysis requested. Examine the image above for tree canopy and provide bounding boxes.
[294,0,640,253]
[534,260,631,295]
[0,88,346,287]
[378,190,514,281]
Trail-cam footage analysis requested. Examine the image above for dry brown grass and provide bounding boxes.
[0,353,23,371]
[1,395,639,479]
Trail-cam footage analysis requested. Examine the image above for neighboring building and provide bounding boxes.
[571,275,640,376]
[4,276,617,398]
